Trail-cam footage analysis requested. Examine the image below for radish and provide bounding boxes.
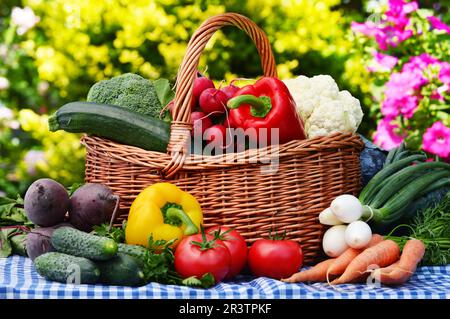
[322,225,349,257]
[319,207,343,226]
[199,88,228,115]
[344,221,372,249]
[330,194,363,223]
[221,84,239,100]
[193,76,215,105]
[191,111,212,138]
[205,124,227,146]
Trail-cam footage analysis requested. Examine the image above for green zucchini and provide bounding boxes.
[51,227,118,261]
[96,253,146,286]
[34,252,100,284]
[48,102,170,152]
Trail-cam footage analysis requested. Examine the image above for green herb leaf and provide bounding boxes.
[0,196,32,227]
[182,273,215,288]
[0,231,12,257]
[92,221,126,243]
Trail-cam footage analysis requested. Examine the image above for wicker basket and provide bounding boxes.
[81,13,364,264]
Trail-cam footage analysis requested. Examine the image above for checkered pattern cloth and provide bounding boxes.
[1,256,449,299]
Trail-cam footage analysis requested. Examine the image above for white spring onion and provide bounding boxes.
[322,225,349,257]
[319,207,343,226]
[330,194,363,223]
[344,221,373,249]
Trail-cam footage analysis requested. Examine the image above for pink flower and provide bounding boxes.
[386,0,418,28]
[422,121,450,158]
[367,51,398,72]
[428,16,450,34]
[403,53,439,72]
[375,26,414,50]
[439,62,450,85]
[382,95,418,119]
[351,21,380,37]
[373,117,405,150]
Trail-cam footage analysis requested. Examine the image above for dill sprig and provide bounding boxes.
[388,191,450,265]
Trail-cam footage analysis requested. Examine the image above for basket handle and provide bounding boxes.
[163,13,278,178]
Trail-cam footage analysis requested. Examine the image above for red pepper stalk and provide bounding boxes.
[226,77,306,145]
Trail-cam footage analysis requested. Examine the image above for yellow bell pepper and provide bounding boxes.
[125,183,202,248]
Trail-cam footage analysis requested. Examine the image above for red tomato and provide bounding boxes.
[174,233,231,283]
[248,239,303,279]
[207,226,248,280]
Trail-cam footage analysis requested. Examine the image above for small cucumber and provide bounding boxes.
[34,252,100,284]
[96,253,146,286]
[117,243,148,266]
[51,227,117,261]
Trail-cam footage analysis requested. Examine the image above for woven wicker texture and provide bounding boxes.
[82,13,364,263]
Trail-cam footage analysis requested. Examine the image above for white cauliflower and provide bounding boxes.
[283,75,363,138]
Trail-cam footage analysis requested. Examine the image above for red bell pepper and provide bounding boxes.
[226,77,306,145]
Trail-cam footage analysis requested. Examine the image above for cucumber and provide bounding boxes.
[51,227,118,261]
[96,253,146,286]
[117,243,148,266]
[48,102,170,152]
[34,252,100,284]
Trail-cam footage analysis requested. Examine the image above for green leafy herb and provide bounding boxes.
[92,221,126,243]
[0,226,30,257]
[138,236,180,285]
[0,231,12,257]
[182,273,215,288]
[388,191,450,265]
[0,195,32,227]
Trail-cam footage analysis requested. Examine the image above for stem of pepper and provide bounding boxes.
[166,208,199,235]
[227,94,272,118]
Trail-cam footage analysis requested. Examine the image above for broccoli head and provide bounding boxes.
[87,73,163,119]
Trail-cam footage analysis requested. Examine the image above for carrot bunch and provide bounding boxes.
[282,235,425,286]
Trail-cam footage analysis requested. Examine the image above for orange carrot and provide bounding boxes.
[372,239,425,285]
[281,259,336,283]
[331,239,400,285]
[326,234,384,279]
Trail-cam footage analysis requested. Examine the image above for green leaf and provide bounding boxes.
[0,231,12,258]
[0,196,32,226]
[182,273,215,288]
[153,78,175,108]
[92,221,126,243]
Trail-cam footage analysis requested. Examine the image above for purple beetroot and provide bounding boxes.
[24,178,69,227]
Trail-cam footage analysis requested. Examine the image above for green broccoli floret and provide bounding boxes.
[87,73,163,119]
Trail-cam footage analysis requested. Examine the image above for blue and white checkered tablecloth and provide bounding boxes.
[1,256,449,299]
